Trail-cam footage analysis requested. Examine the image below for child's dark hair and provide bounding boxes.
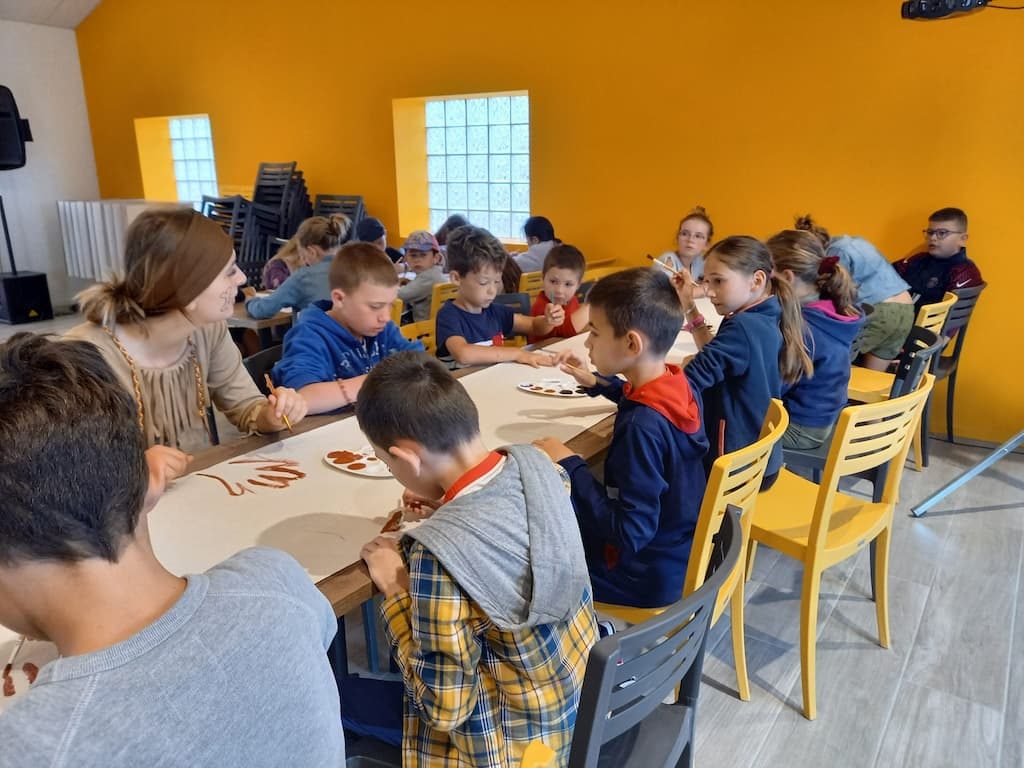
[356,351,480,453]
[434,214,469,246]
[0,333,148,565]
[587,268,683,356]
[794,214,831,249]
[523,216,555,242]
[445,225,507,276]
[542,244,586,278]
[705,236,813,385]
[330,241,399,293]
[929,207,968,231]
[766,230,859,318]
[678,206,714,240]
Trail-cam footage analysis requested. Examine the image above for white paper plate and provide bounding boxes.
[517,378,588,398]
[323,450,392,478]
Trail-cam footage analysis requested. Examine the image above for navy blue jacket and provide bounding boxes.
[559,366,708,608]
[784,301,863,429]
[684,297,784,477]
[272,301,423,389]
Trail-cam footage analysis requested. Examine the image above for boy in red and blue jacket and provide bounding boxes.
[535,268,708,609]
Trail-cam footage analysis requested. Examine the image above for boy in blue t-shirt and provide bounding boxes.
[435,225,569,366]
[273,241,423,413]
[534,268,709,609]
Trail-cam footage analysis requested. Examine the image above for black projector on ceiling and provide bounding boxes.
[902,0,989,18]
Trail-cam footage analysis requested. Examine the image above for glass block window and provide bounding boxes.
[169,116,219,205]
[426,94,529,239]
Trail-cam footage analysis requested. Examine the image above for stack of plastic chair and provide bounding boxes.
[313,194,365,229]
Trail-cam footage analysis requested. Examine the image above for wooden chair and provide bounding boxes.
[400,320,435,355]
[594,400,789,702]
[747,374,934,720]
[568,507,743,767]
[519,270,545,300]
[428,280,458,324]
[581,266,621,285]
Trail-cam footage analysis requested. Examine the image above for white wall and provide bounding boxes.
[0,19,99,308]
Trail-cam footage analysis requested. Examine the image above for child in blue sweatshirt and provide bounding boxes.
[272,242,422,413]
[534,268,708,609]
[674,236,813,485]
[767,230,865,449]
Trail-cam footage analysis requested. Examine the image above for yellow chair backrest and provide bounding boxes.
[914,292,957,335]
[390,298,404,325]
[520,741,556,768]
[581,266,621,285]
[400,320,436,356]
[684,399,789,621]
[429,280,459,322]
[519,270,545,300]
[812,374,934,552]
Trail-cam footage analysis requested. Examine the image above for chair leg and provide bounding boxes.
[917,392,933,470]
[946,370,958,444]
[744,541,758,582]
[799,566,822,720]
[730,581,751,701]
[874,526,892,649]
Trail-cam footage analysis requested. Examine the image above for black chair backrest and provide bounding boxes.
[888,326,944,398]
[494,291,530,317]
[568,506,742,768]
[937,282,986,372]
[243,345,284,395]
[313,194,365,229]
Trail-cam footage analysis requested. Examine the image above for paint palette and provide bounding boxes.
[517,379,588,398]
[323,449,392,478]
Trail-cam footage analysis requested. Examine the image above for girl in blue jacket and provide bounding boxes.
[767,230,864,450]
[675,236,813,485]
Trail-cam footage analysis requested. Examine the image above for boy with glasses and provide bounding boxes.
[894,207,983,311]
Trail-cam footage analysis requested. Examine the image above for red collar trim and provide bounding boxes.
[440,450,504,504]
[622,364,702,433]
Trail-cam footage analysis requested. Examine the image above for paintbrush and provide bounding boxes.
[263,374,294,432]
[646,254,700,287]
[3,635,25,678]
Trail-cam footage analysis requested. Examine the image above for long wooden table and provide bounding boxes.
[226,302,294,347]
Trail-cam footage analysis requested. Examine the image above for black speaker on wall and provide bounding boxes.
[0,85,33,170]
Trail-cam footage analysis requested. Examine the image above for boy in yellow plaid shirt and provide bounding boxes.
[354,351,597,767]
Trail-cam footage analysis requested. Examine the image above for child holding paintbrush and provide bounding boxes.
[528,244,591,343]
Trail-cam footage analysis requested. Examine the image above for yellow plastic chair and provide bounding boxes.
[848,292,956,470]
[848,291,957,403]
[390,297,404,326]
[520,740,556,768]
[594,399,789,702]
[747,374,934,720]
[581,266,621,284]
[519,270,545,300]
[428,280,458,324]
[400,320,435,356]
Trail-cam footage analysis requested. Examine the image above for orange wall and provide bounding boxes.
[76,0,1024,442]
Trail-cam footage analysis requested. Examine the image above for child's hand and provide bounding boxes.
[515,349,557,368]
[261,387,309,430]
[671,268,697,310]
[402,489,441,519]
[361,536,410,597]
[241,286,257,299]
[144,445,193,511]
[544,302,565,328]
[533,437,577,463]
[560,354,598,388]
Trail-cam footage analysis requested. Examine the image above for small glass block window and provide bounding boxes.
[425,93,529,239]
[169,116,218,206]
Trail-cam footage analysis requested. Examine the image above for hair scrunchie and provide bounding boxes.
[818,255,839,276]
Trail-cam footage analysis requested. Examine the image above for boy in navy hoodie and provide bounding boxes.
[272,241,422,413]
[534,268,708,609]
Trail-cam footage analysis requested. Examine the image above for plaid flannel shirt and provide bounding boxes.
[381,540,597,768]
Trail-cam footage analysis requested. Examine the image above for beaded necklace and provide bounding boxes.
[102,326,211,443]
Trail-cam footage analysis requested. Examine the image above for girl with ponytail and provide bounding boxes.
[261,213,351,290]
[69,208,308,490]
[673,235,811,485]
[767,230,865,450]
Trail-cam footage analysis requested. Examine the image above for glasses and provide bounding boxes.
[923,229,963,240]
[678,230,708,241]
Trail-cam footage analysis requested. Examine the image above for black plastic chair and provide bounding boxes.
[494,291,530,316]
[243,345,284,395]
[314,194,365,229]
[932,282,986,444]
[567,506,742,768]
